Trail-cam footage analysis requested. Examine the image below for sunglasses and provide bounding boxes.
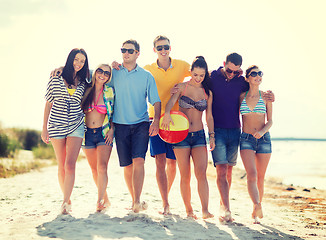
[249,71,263,77]
[156,45,170,51]
[96,68,111,77]
[121,48,137,54]
[225,68,240,75]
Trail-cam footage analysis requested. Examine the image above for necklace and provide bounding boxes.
[68,76,78,89]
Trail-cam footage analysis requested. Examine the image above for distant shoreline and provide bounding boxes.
[272,137,326,141]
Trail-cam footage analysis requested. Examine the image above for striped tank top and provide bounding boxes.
[240,91,266,115]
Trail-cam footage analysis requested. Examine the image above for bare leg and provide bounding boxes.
[240,149,262,222]
[50,138,66,195]
[155,153,170,214]
[174,148,195,218]
[166,158,177,193]
[84,147,110,210]
[132,157,146,213]
[59,137,82,213]
[191,146,213,219]
[216,164,233,222]
[124,164,134,205]
[96,145,112,210]
[256,153,271,203]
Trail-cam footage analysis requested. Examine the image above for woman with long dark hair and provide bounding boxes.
[239,65,273,223]
[161,56,214,219]
[42,48,89,214]
[81,64,114,212]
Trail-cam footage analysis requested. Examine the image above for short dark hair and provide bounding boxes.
[226,53,242,66]
[153,35,170,47]
[122,39,140,52]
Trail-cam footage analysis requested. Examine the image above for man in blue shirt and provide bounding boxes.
[111,39,161,213]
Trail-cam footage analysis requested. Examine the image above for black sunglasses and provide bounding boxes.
[156,45,170,51]
[96,68,111,77]
[121,48,137,54]
[249,71,263,77]
[225,68,240,75]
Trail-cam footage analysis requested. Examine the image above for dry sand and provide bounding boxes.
[0,148,325,240]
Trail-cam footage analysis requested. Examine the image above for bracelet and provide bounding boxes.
[208,132,215,136]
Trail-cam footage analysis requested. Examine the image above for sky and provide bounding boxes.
[1,0,326,138]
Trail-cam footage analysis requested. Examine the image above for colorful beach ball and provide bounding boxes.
[159,111,189,144]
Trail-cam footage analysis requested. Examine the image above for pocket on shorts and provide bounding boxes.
[262,132,271,143]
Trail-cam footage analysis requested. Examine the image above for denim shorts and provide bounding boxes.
[82,126,113,149]
[150,134,176,160]
[51,122,85,139]
[240,132,272,153]
[211,128,241,167]
[172,129,206,149]
[114,121,150,167]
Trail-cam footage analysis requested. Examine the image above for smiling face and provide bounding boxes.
[154,39,171,60]
[73,53,86,73]
[121,43,139,65]
[247,67,263,85]
[190,67,206,85]
[95,65,111,85]
[223,62,241,80]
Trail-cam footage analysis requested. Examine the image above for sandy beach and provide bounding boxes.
[0,148,325,240]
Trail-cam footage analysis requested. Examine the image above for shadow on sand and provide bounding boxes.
[37,213,304,240]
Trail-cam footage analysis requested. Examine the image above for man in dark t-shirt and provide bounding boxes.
[208,53,273,222]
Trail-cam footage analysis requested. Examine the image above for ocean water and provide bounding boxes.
[236,140,326,190]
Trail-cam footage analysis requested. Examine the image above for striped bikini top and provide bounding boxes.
[179,82,207,112]
[240,91,266,115]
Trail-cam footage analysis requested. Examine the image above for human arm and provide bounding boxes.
[111,61,121,70]
[50,66,64,78]
[41,101,53,144]
[161,85,182,130]
[149,102,161,136]
[104,122,114,145]
[253,101,273,139]
[206,91,215,151]
[262,90,275,102]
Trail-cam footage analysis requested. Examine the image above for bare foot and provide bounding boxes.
[219,210,233,223]
[202,211,214,219]
[104,196,111,208]
[133,201,148,213]
[96,199,109,213]
[252,203,263,222]
[159,205,171,215]
[61,202,70,215]
[253,217,260,224]
[187,211,198,220]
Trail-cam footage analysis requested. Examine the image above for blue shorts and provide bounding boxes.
[150,134,176,160]
[172,129,206,149]
[114,122,150,167]
[82,127,113,149]
[51,123,85,139]
[240,132,272,153]
[211,128,241,167]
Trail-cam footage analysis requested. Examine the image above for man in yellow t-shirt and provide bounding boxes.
[144,35,190,215]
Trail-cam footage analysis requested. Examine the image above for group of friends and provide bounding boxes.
[41,35,274,224]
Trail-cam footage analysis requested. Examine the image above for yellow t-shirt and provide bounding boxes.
[144,59,191,118]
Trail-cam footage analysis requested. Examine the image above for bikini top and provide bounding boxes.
[87,87,107,114]
[240,91,266,115]
[178,82,207,112]
[67,88,76,96]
